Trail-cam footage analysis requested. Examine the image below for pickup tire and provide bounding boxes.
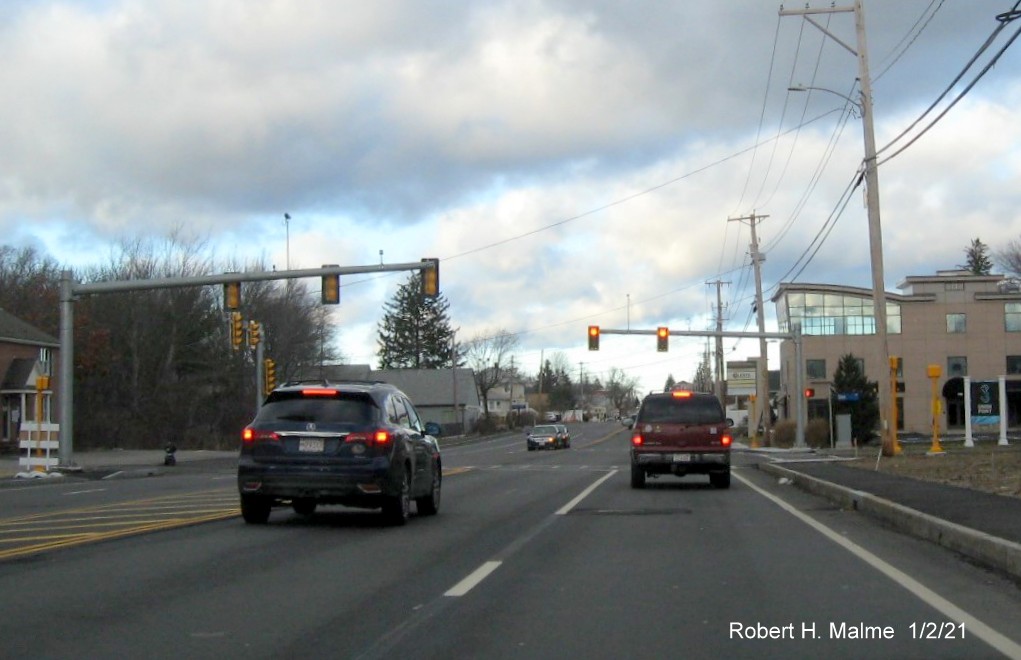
[630,463,646,489]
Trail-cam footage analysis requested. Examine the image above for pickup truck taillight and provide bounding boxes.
[721,434,732,447]
[631,433,643,446]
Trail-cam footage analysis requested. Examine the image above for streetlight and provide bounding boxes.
[789,57,895,456]
[788,85,861,117]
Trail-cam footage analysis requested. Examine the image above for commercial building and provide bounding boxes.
[772,270,1021,436]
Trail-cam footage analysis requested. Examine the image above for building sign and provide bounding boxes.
[970,380,1000,425]
[726,361,757,392]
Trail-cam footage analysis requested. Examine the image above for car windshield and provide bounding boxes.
[255,391,377,425]
[639,396,724,425]
[531,425,558,435]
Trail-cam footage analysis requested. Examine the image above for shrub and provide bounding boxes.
[772,420,796,448]
[805,419,831,448]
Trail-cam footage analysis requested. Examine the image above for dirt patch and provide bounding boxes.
[843,443,1021,499]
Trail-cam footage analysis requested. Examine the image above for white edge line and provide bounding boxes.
[734,471,1021,658]
[556,469,618,516]
[444,560,502,597]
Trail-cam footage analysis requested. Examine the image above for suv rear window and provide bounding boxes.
[255,391,377,424]
[639,396,724,425]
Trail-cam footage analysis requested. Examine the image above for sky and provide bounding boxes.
[3,0,1021,397]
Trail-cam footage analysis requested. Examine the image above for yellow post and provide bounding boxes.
[883,357,902,456]
[748,394,759,449]
[33,376,47,472]
[927,364,944,455]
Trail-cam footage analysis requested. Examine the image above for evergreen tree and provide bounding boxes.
[832,353,880,444]
[664,374,677,392]
[377,272,457,369]
[959,238,993,275]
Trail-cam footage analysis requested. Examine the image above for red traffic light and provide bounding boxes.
[804,388,815,398]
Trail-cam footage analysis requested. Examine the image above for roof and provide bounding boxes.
[0,308,59,347]
[1,358,37,390]
[294,364,481,408]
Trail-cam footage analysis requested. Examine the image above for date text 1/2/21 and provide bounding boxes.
[910,622,965,639]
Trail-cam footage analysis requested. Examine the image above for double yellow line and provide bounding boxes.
[0,489,239,561]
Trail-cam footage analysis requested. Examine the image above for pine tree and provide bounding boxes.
[959,238,993,275]
[664,374,677,392]
[832,353,880,444]
[377,272,457,369]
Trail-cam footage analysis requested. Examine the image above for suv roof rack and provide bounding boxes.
[279,379,392,388]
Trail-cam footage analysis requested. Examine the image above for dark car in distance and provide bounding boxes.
[629,390,732,489]
[526,424,563,450]
[238,380,442,525]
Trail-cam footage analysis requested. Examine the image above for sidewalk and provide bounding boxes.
[0,449,237,481]
[752,448,1021,581]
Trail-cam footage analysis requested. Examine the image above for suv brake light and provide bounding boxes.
[721,434,732,447]
[302,388,338,397]
[242,427,279,443]
[671,390,693,398]
[344,429,392,446]
[631,433,643,446]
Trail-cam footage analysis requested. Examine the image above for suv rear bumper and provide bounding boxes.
[238,458,400,506]
[632,450,730,475]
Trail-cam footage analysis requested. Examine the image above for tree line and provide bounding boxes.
[0,238,336,450]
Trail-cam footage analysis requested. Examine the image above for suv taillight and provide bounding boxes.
[242,427,279,443]
[721,434,732,447]
[345,429,392,446]
[631,433,643,446]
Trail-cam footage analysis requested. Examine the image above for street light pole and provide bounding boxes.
[782,1,896,454]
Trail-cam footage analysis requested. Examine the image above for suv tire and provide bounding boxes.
[241,494,271,524]
[710,470,731,489]
[630,463,646,489]
[415,465,441,516]
[292,498,317,516]
[382,469,411,526]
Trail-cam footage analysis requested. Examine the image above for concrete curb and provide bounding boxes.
[759,462,1021,582]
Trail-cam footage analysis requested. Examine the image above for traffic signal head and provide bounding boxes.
[321,265,340,305]
[804,388,815,398]
[421,258,439,299]
[657,327,669,352]
[230,312,244,349]
[224,281,241,310]
[263,358,276,395]
[587,325,600,351]
[248,320,261,347]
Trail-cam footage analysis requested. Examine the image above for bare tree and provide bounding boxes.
[463,329,519,420]
[605,367,640,416]
[997,237,1021,277]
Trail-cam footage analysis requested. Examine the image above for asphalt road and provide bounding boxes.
[1,421,1020,659]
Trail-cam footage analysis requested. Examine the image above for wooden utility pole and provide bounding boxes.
[730,212,771,445]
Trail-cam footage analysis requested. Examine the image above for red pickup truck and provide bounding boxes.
[629,390,733,489]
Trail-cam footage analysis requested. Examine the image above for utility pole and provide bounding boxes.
[707,279,729,403]
[780,1,895,455]
[730,212,771,445]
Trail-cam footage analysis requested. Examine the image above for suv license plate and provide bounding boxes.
[299,438,325,453]
[673,453,691,463]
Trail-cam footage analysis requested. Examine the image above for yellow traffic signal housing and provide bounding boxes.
[322,275,340,304]
[657,327,669,352]
[230,311,244,349]
[263,358,277,395]
[421,258,439,299]
[587,325,600,351]
[224,281,241,310]
[248,320,261,347]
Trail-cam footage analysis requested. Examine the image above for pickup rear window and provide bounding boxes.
[639,397,724,425]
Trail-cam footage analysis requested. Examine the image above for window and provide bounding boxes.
[946,313,966,333]
[781,291,900,336]
[1007,356,1021,375]
[947,356,968,377]
[1006,303,1021,332]
[806,359,827,380]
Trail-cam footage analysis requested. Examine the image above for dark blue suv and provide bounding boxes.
[238,381,442,525]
